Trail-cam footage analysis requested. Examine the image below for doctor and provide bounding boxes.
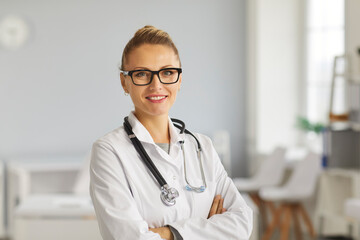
[90,25,253,240]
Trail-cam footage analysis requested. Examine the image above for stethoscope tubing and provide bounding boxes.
[124,117,167,187]
[123,116,207,206]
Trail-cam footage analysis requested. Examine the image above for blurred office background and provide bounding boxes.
[0,0,359,239]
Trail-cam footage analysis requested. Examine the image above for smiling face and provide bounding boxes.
[121,44,182,121]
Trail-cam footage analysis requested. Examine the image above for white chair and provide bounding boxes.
[259,152,322,240]
[233,147,286,230]
[233,147,286,192]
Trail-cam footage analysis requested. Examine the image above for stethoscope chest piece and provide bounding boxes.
[160,184,179,206]
[124,116,206,207]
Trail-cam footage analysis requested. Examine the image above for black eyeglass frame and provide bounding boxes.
[121,68,182,86]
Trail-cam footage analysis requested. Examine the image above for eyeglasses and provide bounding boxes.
[121,68,182,86]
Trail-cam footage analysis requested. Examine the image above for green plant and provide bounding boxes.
[296,116,325,134]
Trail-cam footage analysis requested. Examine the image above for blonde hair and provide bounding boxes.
[120,25,180,70]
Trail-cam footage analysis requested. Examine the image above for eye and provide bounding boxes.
[161,69,175,77]
[134,71,148,78]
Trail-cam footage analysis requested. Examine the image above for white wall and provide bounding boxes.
[345,0,360,82]
[0,0,248,177]
[247,0,303,154]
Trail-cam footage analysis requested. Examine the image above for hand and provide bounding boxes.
[208,194,227,219]
[149,227,174,240]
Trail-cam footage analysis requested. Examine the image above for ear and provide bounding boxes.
[120,73,128,93]
[178,73,182,90]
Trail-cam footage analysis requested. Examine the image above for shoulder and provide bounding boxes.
[92,125,129,152]
[191,132,214,148]
[184,131,217,158]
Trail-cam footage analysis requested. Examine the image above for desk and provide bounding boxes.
[315,168,360,237]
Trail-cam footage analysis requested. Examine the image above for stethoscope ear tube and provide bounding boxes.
[172,118,202,152]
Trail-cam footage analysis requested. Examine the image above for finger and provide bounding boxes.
[208,195,221,218]
[221,208,227,213]
[217,198,224,214]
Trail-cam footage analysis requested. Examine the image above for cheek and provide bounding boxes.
[169,87,179,99]
[128,87,144,102]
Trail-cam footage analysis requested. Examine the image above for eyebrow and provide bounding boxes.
[132,65,176,70]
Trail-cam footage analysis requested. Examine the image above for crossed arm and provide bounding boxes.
[149,195,226,240]
[91,140,252,240]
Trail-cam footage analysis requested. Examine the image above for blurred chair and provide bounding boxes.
[233,147,286,229]
[259,152,321,240]
[345,198,360,239]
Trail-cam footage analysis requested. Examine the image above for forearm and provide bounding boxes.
[149,227,174,240]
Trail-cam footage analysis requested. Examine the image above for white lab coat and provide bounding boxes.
[90,112,253,240]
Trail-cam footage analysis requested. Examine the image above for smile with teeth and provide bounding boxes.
[146,96,167,100]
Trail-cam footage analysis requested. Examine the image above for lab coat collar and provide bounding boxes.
[127,112,185,145]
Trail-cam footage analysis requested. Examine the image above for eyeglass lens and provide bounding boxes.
[132,69,179,85]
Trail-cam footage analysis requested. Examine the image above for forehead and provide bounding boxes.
[125,44,180,69]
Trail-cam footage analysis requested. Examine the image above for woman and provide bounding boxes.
[90,26,252,240]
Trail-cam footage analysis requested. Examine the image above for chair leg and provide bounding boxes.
[298,204,316,238]
[250,193,261,208]
[266,201,277,218]
[280,204,292,240]
[261,203,284,240]
[250,193,268,231]
[292,204,303,240]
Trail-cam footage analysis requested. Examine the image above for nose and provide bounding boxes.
[149,73,162,89]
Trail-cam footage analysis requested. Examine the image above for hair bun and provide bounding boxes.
[143,25,155,29]
[120,25,180,70]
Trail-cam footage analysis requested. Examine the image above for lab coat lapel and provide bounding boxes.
[126,113,184,167]
[127,112,155,144]
[127,112,185,145]
[168,118,184,167]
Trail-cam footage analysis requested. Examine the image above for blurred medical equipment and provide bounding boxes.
[259,152,321,240]
[123,117,207,206]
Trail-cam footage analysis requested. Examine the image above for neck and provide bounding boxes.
[134,112,170,143]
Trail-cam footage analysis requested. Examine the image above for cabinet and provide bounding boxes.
[315,169,360,237]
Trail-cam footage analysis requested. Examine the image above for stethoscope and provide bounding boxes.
[123,117,207,206]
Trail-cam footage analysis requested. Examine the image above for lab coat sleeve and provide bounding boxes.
[89,140,163,240]
[168,136,253,240]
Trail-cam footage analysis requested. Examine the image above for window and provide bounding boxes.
[305,0,345,123]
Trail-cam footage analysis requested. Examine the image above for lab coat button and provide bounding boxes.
[239,207,244,214]
[173,176,176,180]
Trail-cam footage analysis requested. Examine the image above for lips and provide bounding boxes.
[146,95,168,103]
